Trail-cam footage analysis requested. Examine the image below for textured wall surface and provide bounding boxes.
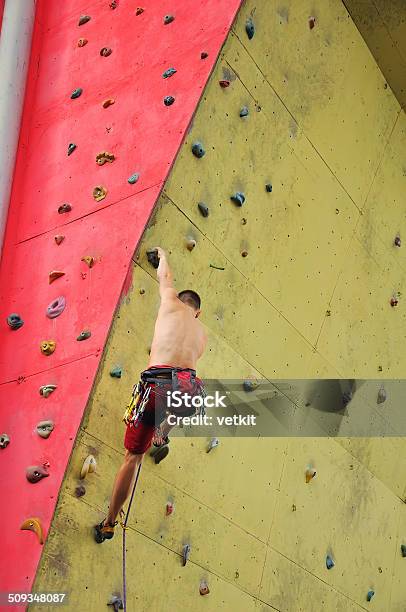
[1,0,406,610]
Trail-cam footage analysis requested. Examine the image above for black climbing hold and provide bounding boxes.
[110,366,122,378]
[0,433,10,449]
[366,590,375,602]
[394,235,401,247]
[128,173,140,184]
[153,445,169,464]
[26,465,49,484]
[162,67,176,79]
[342,391,352,407]
[265,183,273,192]
[7,313,24,330]
[67,143,77,156]
[230,192,245,206]
[77,330,91,341]
[182,544,191,566]
[71,88,83,99]
[75,484,86,497]
[241,250,248,258]
[78,15,91,26]
[164,96,175,106]
[147,248,159,269]
[401,544,406,557]
[100,47,113,57]
[246,18,255,40]
[209,263,225,271]
[192,142,205,158]
[107,594,124,611]
[198,202,209,217]
[201,52,208,59]
[326,555,335,570]
[110,0,119,8]
[58,203,72,214]
[163,14,174,24]
[240,106,249,117]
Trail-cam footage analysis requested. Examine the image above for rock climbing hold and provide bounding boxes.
[377,386,387,404]
[78,15,91,26]
[390,296,398,307]
[209,263,225,271]
[46,296,66,319]
[198,202,209,217]
[75,484,86,497]
[305,467,316,483]
[163,14,174,25]
[0,434,10,449]
[182,544,191,566]
[81,255,95,268]
[80,455,97,479]
[192,142,205,158]
[96,151,115,165]
[77,330,91,341]
[20,517,44,545]
[110,0,119,8]
[401,544,406,557]
[26,465,49,484]
[135,7,144,16]
[394,235,401,247]
[7,313,24,330]
[39,384,57,398]
[107,594,124,612]
[241,218,247,225]
[241,250,248,258]
[49,270,65,284]
[309,16,316,29]
[77,38,88,47]
[100,47,113,57]
[147,248,159,269]
[243,380,258,392]
[40,341,56,356]
[366,590,375,602]
[292,504,297,512]
[326,555,334,570]
[240,106,249,117]
[207,437,219,453]
[186,239,196,251]
[166,501,174,516]
[246,17,255,40]
[102,98,115,108]
[201,52,208,59]
[110,366,122,378]
[162,67,177,79]
[265,183,273,192]
[219,80,230,88]
[153,445,169,464]
[199,580,210,596]
[93,186,107,201]
[36,420,54,439]
[164,96,175,106]
[58,203,72,214]
[67,143,77,156]
[230,192,245,206]
[128,173,140,184]
[71,88,83,99]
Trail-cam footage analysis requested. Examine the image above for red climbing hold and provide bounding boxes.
[166,502,174,516]
[219,80,230,88]
[390,297,399,307]
[308,16,316,29]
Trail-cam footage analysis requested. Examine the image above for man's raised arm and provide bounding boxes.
[154,247,177,299]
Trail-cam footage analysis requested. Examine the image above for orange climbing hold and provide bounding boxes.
[20,517,44,545]
[305,467,316,483]
[96,152,115,165]
[49,270,65,284]
[93,186,108,202]
[40,341,56,356]
[81,256,95,268]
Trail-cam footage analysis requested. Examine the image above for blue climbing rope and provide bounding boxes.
[122,463,142,612]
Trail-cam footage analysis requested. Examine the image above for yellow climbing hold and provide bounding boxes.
[93,186,107,202]
[40,341,56,356]
[81,256,95,268]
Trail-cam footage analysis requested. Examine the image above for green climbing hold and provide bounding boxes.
[192,142,205,158]
[77,330,91,341]
[401,544,406,557]
[68,143,77,156]
[71,88,83,99]
[240,106,249,118]
[110,367,122,378]
[162,67,177,79]
[128,173,140,185]
[164,96,175,106]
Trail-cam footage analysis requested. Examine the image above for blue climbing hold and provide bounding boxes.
[265,183,273,193]
[162,67,177,79]
[240,106,249,117]
[326,555,335,570]
[7,313,24,330]
[71,88,83,99]
[246,18,255,40]
[366,590,375,602]
[192,142,205,158]
[230,192,245,206]
[164,96,175,106]
[68,143,77,156]
[128,173,140,185]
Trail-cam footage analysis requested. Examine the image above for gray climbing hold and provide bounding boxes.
[77,330,91,341]
[182,544,191,566]
[36,420,54,439]
[162,67,176,79]
[78,15,91,26]
[192,142,205,158]
[243,380,258,392]
[401,544,406,557]
[326,555,335,570]
[110,366,122,378]
[207,437,219,453]
[107,594,124,611]
[163,14,174,24]
[230,192,245,206]
[164,96,175,106]
[7,313,24,330]
[71,88,83,99]
[39,384,57,398]
[265,183,273,193]
[366,590,375,602]
[46,296,66,319]
[246,17,255,40]
[26,465,49,484]
[128,173,140,185]
[377,387,387,404]
[0,433,10,449]
[146,248,159,269]
[67,143,77,156]
[198,202,209,217]
[240,106,249,117]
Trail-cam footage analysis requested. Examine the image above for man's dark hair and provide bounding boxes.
[178,290,201,310]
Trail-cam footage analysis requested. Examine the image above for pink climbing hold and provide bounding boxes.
[166,501,174,516]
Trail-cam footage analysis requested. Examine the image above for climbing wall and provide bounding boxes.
[1,0,406,610]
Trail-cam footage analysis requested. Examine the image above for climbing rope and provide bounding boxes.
[120,463,142,612]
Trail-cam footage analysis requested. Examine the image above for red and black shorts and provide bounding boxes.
[123,365,204,454]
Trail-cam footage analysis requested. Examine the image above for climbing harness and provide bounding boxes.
[121,463,142,612]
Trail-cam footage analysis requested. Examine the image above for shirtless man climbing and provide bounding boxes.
[94,247,207,543]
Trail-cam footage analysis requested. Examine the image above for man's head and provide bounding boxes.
[178,290,201,317]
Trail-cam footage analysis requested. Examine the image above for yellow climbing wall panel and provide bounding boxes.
[33,1,406,610]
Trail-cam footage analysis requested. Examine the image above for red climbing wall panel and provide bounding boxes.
[0,0,241,600]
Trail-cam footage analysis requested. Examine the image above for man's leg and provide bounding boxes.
[106,450,143,525]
